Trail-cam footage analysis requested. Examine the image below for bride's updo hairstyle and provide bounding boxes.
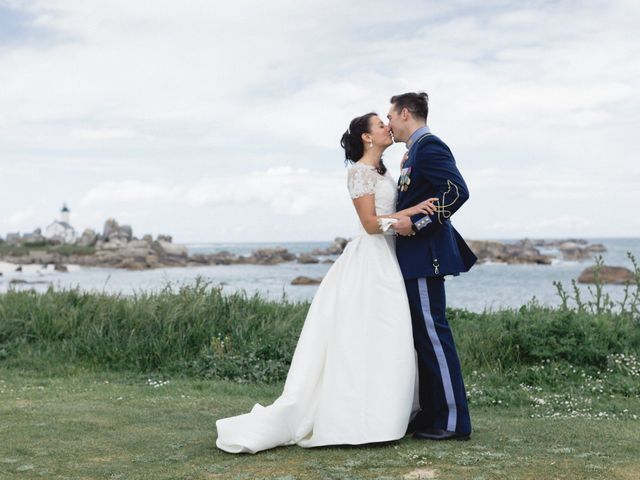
[340,112,387,175]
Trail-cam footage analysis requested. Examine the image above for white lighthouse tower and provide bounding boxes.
[61,203,70,224]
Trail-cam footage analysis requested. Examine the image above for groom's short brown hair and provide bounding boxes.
[390,92,429,122]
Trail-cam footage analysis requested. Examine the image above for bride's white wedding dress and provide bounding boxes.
[215,162,416,453]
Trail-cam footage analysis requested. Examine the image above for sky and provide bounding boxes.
[1,0,639,243]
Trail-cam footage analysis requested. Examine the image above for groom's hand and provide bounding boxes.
[393,216,415,236]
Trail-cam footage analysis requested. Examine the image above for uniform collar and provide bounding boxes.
[406,126,431,152]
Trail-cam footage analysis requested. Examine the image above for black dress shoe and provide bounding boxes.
[412,428,471,441]
[405,417,422,435]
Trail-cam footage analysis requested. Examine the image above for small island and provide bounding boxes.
[0,205,619,283]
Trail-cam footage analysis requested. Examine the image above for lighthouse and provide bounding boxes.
[61,203,70,224]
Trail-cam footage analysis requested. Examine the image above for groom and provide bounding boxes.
[388,92,477,441]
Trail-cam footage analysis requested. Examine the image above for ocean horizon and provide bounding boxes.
[1,237,638,313]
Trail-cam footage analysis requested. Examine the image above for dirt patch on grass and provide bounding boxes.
[404,468,438,479]
[613,464,640,480]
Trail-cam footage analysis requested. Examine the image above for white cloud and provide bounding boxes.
[0,0,639,240]
[79,180,184,206]
[188,167,345,216]
[78,167,346,218]
[72,128,138,141]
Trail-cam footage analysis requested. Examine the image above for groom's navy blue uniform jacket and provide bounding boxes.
[395,130,477,279]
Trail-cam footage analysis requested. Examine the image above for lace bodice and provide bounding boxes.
[347,162,398,216]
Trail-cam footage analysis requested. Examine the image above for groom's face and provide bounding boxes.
[386,104,406,143]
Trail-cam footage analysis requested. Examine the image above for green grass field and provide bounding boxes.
[1,367,639,480]
[1,278,639,479]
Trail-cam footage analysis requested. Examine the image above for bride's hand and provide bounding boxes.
[409,198,439,216]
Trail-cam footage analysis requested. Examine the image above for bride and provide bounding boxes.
[215,112,437,454]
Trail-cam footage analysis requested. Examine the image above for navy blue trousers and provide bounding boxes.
[405,277,471,434]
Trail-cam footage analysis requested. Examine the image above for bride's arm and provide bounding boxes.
[352,196,438,234]
[387,198,439,219]
[352,194,385,234]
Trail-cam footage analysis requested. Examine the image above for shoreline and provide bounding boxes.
[0,237,614,271]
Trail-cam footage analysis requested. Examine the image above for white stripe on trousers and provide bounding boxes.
[417,278,457,432]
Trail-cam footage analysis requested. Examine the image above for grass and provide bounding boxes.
[0,243,96,257]
[1,280,638,383]
[1,367,639,480]
[1,264,640,479]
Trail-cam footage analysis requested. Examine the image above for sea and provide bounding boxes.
[0,238,638,312]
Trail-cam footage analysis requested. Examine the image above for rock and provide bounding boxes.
[312,237,349,256]
[113,241,153,268]
[77,228,98,247]
[9,278,51,285]
[531,239,606,261]
[558,241,587,258]
[587,243,607,253]
[322,259,335,264]
[297,254,320,264]
[578,266,634,284]
[205,251,239,265]
[467,239,553,265]
[466,240,504,261]
[29,251,57,264]
[15,265,22,272]
[507,239,552,263]
[157,234,172,243]
[558,241,608,261]
[102,218,133,242]
[244,248,296,265]
[119,225,133,240]
[54,263,68,272]
[291,276,322,285]
[533,238,589,247]
[145,254,160,268]
[91,249,123,267]
[93,250,121,265]
[9,278,48,285]
[188,254,212,265]
[156,240,188,258]
[121,239,152,253]
[102,218,118,239]
[97,237,129,250]
[114,258,148,270]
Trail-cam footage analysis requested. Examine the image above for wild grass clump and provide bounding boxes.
[0,278,307,382]
[554,252,640,319]
[450,303,639,373]
[1,253,639,388]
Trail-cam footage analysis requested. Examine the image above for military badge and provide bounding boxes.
[398,166,412,192]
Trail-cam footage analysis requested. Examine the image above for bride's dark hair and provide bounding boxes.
[340,112,387,175]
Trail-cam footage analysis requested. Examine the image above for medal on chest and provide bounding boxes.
[398,166,412,192]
